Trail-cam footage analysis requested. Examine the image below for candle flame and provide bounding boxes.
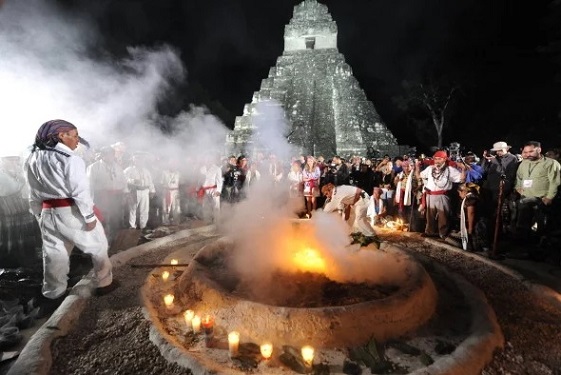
[163,294,174,307]
[228,331,240,342]
[161,271,170,282]
[260,343,273,359]
[201,314,214,328]
[301,345,314,364]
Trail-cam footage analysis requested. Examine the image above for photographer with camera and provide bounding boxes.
[458,152,484,185]
[325,155,349,186]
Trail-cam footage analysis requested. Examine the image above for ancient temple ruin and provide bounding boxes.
[226,0,400,157]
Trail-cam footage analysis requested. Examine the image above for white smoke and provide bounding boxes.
[218,99,405,290]
[0,0,228,160]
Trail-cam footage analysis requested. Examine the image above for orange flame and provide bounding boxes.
[292,247,326,273]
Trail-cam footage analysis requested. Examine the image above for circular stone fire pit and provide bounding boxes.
[166,237,438,349]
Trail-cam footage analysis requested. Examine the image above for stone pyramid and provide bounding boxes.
[226,0,399,158]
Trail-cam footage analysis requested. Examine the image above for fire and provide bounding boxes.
[292,247,326,273]
[386,218,404,231]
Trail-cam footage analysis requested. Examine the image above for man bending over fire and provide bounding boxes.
[322,183,377,237]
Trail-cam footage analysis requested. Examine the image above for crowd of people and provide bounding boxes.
[217,141,560,258]
[79,137,561,257]
[14,119,561,306]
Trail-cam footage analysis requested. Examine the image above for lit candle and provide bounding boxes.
[228,331,240,357]
[191,315,201,333]
[301,345,314,367]
[170,259,179,266]
[163,294,174,309]
[161,271,170,282]
[201,315,215,347]
[201,315,214,330]
[260,342,273,360]
[183,310,194,326]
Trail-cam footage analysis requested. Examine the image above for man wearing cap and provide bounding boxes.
[416,150,466,239]
[481,141,519,203]
[513,141,561,240]
[479,141,519,240]
[24,120,114,302]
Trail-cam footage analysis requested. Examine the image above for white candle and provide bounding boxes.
[170,259,179,266]
[301,345,314,366]
[183,310,194,326]
[228,331,240,357]
[260,342,273,360]
[163,294,174,309]
[161,271,170,282]
[191,315,201,333]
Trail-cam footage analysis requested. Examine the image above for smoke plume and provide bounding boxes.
[0,0,228,161]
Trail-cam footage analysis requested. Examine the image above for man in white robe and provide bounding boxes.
[25,120,114,301]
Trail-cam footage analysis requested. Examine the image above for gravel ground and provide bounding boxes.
[385,234,561,375]
[49,232,561,375]
[49,238,205,375]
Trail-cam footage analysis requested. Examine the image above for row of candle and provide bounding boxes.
[160,261,315,365]
[227,331,314,364]
[181,307,314,364]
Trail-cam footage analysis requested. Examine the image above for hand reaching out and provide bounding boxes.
[85,220,97,231]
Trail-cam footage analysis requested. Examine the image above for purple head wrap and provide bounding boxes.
[34,119,89,149]
[36,120,76,142]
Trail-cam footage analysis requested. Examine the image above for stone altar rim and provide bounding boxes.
[174,238,438,348]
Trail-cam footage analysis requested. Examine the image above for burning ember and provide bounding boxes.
[385,219,404,231]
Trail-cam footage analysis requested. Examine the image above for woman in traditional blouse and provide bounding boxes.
[302,156,321,218]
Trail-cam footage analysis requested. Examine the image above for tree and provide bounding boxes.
[394,77,459,149]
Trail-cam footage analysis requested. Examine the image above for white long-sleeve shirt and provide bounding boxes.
[123,166,155,193]
[160,170,180,190]
[323,185,363,212]
[87,160,127,193]
[420,165,463,191]
[25,143,96,223]
[200,164,223,193]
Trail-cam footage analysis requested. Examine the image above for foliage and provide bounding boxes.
[350,232,380,247]
[348,337,409,374]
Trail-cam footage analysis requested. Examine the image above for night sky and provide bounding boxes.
[59,0,561,153]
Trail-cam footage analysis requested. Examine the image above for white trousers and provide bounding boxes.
[206,190,221,211]
[39,206,112,299]
[202,190,220,222]
[161,189,180,224]
[348,198,377,237]
[128,189,150,229]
